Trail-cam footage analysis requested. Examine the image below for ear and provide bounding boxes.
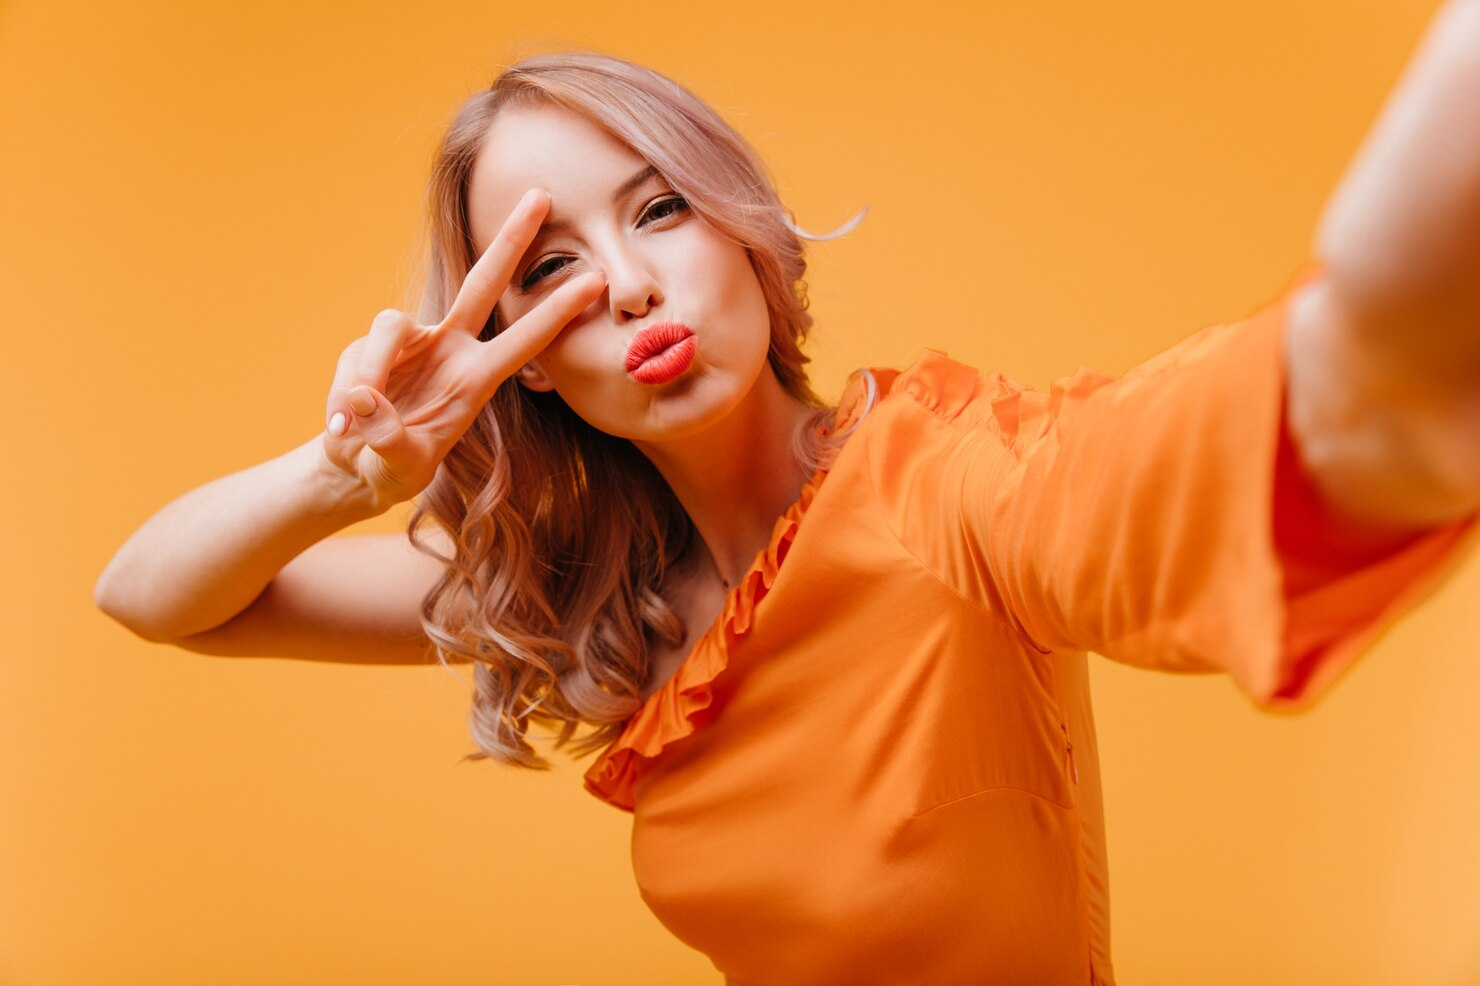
[513,360,555,393]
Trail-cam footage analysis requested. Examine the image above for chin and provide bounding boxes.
[627,384,749,445]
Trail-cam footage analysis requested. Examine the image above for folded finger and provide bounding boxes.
[325,336,367,430]
[354,309,424,392]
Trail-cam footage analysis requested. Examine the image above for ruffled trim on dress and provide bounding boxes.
[889,347,1142,467]
[581,368,887,812]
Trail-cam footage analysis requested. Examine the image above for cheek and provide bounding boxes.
[690,241,766,320]
[715,248,758,301]
[536,337,581,384]
[732,261,772,345]
[541,328,615,391]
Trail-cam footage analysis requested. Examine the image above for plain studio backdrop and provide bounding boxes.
[4,1,1477,983]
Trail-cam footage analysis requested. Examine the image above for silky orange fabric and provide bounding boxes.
[583,264,1479,985]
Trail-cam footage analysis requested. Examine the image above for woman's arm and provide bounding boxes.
[94,434,384,642]
[1288,0,1480,539]
[95,188,604,649]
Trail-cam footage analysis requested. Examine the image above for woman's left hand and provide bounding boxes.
[1313,0,1480,342]
[1285,0,1480,535]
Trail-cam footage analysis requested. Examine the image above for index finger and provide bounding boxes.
[440,187,551,335]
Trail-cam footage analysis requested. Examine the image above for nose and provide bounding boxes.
[603,243,664,322]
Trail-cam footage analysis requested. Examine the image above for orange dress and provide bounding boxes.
[582,264,1478,985]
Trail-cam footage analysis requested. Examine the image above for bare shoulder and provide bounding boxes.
[172,524,468,665]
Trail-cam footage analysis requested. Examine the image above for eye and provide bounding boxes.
[639,195,689,226]
[516,196,688,293]
[520,255,572,292]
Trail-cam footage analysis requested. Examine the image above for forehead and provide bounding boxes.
[467,104,651,241]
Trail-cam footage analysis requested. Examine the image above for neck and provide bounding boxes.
[633,370,818,590]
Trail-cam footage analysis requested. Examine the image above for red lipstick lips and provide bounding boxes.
[625,321,696,385]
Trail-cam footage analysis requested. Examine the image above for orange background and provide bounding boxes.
[5,0,1478,983]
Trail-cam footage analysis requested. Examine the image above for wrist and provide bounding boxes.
[300,434,390,522]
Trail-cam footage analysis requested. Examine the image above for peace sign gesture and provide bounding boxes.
[319,189,605,511]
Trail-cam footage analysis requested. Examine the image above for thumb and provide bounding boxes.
[342,385,410,462]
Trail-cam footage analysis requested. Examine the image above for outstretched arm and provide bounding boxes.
[1288,0,1480,544]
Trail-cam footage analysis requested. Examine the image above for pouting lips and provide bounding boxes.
[627,334,696,385]
[625,321,695,372]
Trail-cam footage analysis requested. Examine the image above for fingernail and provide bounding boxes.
[328,412,347,436]
[347,389,375,416]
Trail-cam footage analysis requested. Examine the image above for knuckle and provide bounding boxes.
[336,337,365,364]
[466,264,497,294]
[369,308,408,333]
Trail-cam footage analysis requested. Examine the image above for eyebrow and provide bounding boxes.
[532,164,662,240]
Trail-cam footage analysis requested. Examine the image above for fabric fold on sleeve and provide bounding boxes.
[964,262,1478,713]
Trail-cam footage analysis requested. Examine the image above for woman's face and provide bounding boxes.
[466,103,774,444]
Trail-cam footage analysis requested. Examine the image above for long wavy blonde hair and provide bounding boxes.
[404,51,852,770]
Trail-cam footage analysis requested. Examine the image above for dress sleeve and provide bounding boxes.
[965,263,1479,713]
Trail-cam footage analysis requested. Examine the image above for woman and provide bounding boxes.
[95,19,1480,985]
